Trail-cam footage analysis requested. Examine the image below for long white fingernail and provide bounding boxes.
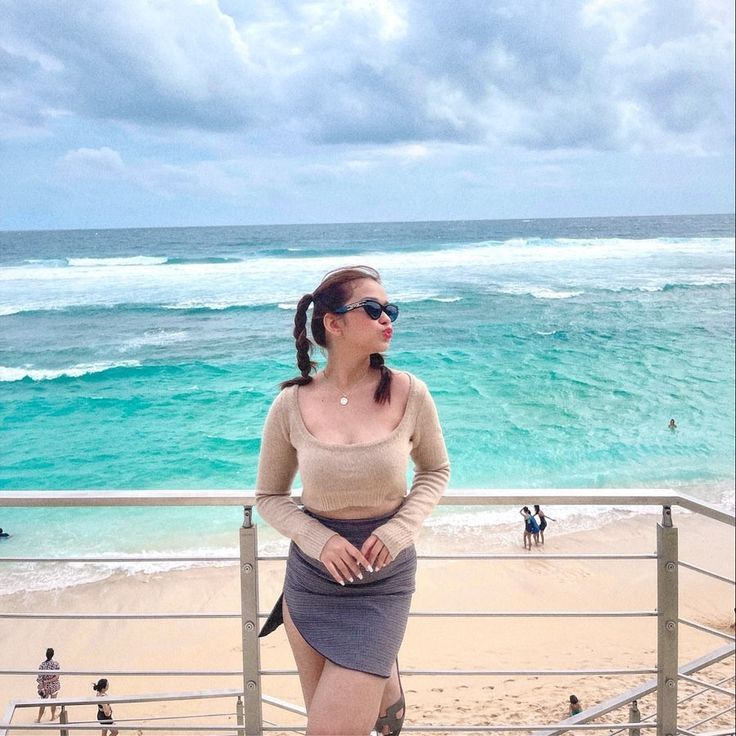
[357,573,363,580]
[338,580,345,586]
[347,577,354,583]
[366,565,374,572]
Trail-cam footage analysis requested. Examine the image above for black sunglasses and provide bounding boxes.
[333,298,399,322]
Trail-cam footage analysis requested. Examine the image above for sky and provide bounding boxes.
[0,0,734,230]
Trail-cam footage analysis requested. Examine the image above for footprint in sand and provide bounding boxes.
[482,685,495,690]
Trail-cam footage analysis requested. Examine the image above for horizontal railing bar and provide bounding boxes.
[261,668,658,676]
[0,556,239,563]
[0,612,240,619]
[0,553,658,564]
[1,666,660,678]
[0,727,653,734]
[260,724,658,733]
[11,688,242,708]
[406,610,656,617]
[0,488,676,505]
[679,674,736,696]
[1,669,244,676]
[257,553,658,562]
[0,610,657,620]
[679,618,736,642]
[0,488,732,525]
[0,725,273,732]
[417,553,657,560]
[679,560,736,585]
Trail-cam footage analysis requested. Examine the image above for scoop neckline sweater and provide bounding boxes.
[292,371,417,449]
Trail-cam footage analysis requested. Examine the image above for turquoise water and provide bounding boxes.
[1,215,734,589]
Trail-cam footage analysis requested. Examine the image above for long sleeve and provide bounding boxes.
[371,381,450,558]
[254,389,337,560]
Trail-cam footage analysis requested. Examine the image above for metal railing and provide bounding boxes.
[0,489,734,736]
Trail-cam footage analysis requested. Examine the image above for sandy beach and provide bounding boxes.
[2,509,734,734]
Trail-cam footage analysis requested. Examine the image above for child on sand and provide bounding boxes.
[569,694,583,715]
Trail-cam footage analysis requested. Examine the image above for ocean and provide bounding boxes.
[1,214,734,592]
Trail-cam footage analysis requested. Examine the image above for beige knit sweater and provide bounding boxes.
[255,372,450,560]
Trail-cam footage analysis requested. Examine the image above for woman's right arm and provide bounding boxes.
[255,391,338,560]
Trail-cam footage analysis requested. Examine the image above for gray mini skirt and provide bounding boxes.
[259,509,417,678]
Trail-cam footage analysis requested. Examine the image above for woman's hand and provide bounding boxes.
[361,534,393,572]
[319,535,372,585]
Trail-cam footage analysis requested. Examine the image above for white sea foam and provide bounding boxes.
[162,300,249,310]
[0,360,141,382]
[1,235,732,312]
[0,549,240,595]
[497,285,584,299]
[67,256,169,267]
[119,330,189,351]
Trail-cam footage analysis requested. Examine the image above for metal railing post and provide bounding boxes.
[656,506,678,736]
[628,699,641,736]
[236,695,245,736]
[239,506,263,736]
[59,705,69,736]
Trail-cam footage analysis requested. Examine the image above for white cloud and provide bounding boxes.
[57,147,126,179]
[1,0,732,154]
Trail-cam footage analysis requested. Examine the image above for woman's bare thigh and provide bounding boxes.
[307,659,386,735]
[282,596,326,710]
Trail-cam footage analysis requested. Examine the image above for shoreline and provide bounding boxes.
[1,511,733,733]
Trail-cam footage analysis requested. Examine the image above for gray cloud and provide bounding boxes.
[0,0,732,152]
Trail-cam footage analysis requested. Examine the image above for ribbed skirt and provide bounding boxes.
[259,509,417,678]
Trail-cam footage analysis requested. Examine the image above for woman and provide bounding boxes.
[519,507,540,550]
[256,266,450,735]
[35,647,61,723]
[533,504,555,545]
[93,679,118,736]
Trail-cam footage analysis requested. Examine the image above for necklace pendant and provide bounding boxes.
[339,396,349,406]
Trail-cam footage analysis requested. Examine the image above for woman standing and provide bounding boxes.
[533,504,555,545]
[519,507,540,550]
[93,679,118,736]
[256,266,450,735]
[35,647,61,722]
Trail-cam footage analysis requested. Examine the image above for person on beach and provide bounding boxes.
[0,528,9,538]
[668,418,677,430]
[35,647,61,722]
[533,504,555,545]
[256,265,450,735]
[569,694,583,715]
[93,678,118,736]
[520,506,540,549]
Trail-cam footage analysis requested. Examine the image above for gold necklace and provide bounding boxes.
[323,368,371,407]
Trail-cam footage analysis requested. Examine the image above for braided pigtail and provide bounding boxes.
[280,293,317,389]
[370,352,393,404]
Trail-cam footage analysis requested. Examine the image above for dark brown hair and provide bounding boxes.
[281,265,393,403]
